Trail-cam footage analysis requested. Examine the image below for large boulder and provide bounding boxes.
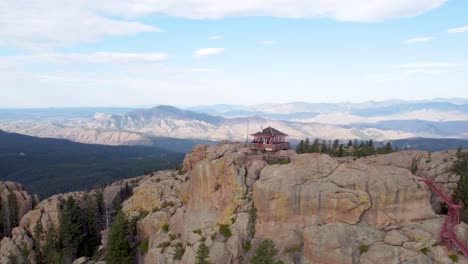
[253,152,442,263]
[254,154,372,238]
[20,192,86,235]
[0,227,36,263]
[360,150,460,212]
[328,161,436,229]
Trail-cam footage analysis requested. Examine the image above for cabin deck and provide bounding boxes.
[249,142,290,152]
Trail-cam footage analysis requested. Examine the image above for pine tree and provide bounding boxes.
[3,190,18,237]
[107,211,131,264]
[384,142,393,153]
[251,239,284,264]
[453,151,468,223]
[195,242,211,264]
[33,218,44,262]
[338,144,344,157]
[311,139,320,153]
[42,224,61,264]
[59,196,84,263]
[295,140,304,154]
[304,138,311,153]
[321,140,328,154]
[332,139,340,154]
[79,193,99,257]
[347,140,353,148]
[368,140,376,155]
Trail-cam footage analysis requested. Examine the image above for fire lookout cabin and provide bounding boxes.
[250,126,290,152]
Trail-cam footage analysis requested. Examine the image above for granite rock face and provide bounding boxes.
[1,146,467,264]
[127,145,468,264]
[359,150,461,213]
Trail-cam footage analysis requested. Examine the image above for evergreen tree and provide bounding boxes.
[250,239,284,264]
[195,242,211,264]
[304,138,311,153]
[79,193,99,257]
[338,144,344,157]
[311,139,320,153]
[384,142,393,153]
[3,190,18,237]
[59,196,84,263]
[321,140,328,154]
[42,225,61,264]
[368,139,374,149]
[347,140,353,148]
[95,189,108,230]
[107,212,131,264]
[295,140,304,154]
[353,139,358,148]
[453,152,468,223]
[33,218,44,262]
[332,139,340,153]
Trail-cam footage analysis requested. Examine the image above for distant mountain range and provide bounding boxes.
[0,99,467,150]
[187,99,468,117]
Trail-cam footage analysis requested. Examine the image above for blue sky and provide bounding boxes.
[0,0,467,108]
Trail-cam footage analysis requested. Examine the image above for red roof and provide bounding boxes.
[251,126,288,137]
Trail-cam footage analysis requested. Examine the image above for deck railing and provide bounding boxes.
[249,142,290,151]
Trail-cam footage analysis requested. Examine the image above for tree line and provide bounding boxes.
[295,138,394,157]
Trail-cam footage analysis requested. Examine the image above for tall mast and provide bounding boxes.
[246,119,249,143]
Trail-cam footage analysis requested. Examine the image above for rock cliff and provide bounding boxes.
[123,144,468,263]
[1,144,467,264]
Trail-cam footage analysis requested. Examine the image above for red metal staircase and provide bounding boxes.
[417,176,468,257]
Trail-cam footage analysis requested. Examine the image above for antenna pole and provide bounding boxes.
[246,119,249,143]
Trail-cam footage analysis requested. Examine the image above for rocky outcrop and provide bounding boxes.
[0,181,34,221]
[122,143,266,263]
[359,150,460,213]
[0,227,36,263]
[2,144,467,263]
[0,176,146,263]
[123,144,468,263]
[252,152,444,263]
[20,192,87,235]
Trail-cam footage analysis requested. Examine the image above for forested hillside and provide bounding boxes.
[0,130,184,198]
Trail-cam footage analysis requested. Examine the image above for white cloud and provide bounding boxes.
[262,40,276,45]
[210,35,221,40]
[404,69,449,75]
[448,26,468,34]
[404,37,433,44]
[0,52,169,67]
[93,0,447,21]
[0,0,448,49]
[398,62,463,69]
[398,62,465,74]
[0,0,158,49]
[194,48,225,57]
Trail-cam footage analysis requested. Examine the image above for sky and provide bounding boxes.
[0,0,467,108]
